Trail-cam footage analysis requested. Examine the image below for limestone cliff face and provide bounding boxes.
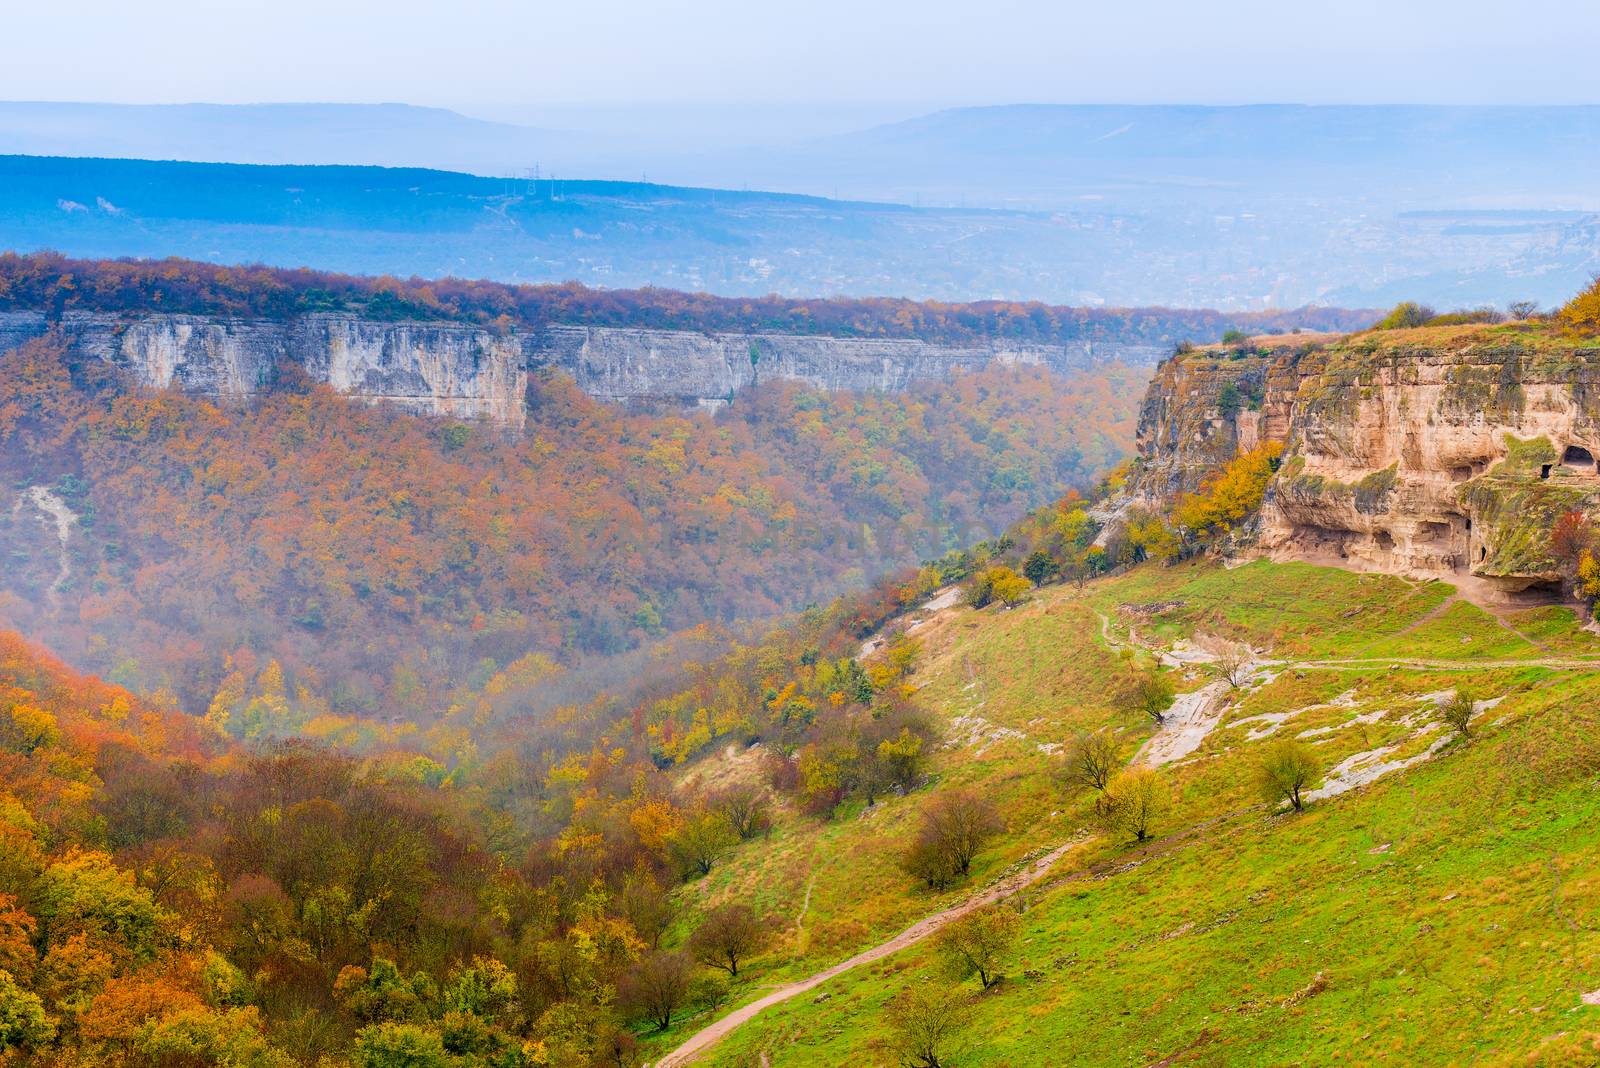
[1127,325,1600,599]
[1129,350,1272,507]
[0,310,532,425]
[0,310,1163,427]
[533,326,1142,408]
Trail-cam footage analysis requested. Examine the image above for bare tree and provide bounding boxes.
[619,950,692,1031]
[926,789,1002,878]
[711,784,772,840]
[884,983,971,1068]
[1059,729,1118,794]
[1215,641,1253,689]
[900,789,1004,890]
[1256,737,1318,811]
[933,905,1021,989]
[688,903,769,977]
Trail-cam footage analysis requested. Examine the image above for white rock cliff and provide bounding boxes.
[0,311,1164,428]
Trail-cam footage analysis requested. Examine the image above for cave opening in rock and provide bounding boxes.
[1503,577,1565,606]
[1541,463,1553,479]
[1562,445,1598,473]
[1374,530,1396,550]
[1419,521,1451,544]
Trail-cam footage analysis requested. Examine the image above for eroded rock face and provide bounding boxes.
[1130,350,1272,507]
[1129,326,1600,599]
[533,326,1148,408]
[0,310,1164,427]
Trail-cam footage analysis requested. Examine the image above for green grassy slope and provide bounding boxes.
[660,560,1600,1066]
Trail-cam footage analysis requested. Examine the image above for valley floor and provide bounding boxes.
[651,559,1600,1067]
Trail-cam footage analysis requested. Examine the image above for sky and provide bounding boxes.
[4,0,1599,123]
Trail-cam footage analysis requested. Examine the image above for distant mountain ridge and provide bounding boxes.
[6,102,1600,306]
[794,103,1600,205]
[13,101,1600,208]
[0,100,572,175]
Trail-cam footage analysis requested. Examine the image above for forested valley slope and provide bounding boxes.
[13,270,1600,1067]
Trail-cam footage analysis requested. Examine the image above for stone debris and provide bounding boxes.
[1305,732,1451,803]
[1136,682,1232,767]
[946,711,1026,757]
[1281,972,1329,1006]
[13,486,78,601]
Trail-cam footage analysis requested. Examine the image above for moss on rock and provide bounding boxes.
[1459,474,1590,577]
[1491,434,1558,479]
[1353,464,1399,515]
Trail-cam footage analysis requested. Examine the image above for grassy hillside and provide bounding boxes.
[644,559,1600,1066]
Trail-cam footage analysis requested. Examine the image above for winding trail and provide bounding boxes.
[1293,655,1600,671]
[652,839,1079,1067]
[1096,608,1599,675]
[793,873,817,936]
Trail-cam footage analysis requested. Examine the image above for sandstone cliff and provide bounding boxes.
[1125,324,1600,600]
[0,310,1164,427]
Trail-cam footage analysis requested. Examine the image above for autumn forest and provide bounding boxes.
[0,251,1166,1065]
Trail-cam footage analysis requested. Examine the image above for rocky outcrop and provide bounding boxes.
[1127,325,1600,600]
[1129,349,1272,507]
[0,310,1164,427]
[534,326,1148,408]
[0,310,531,425]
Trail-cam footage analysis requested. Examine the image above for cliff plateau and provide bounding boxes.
[1126,323,1600,601]
[0,310,1164,426]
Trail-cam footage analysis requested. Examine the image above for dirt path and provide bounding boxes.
[1487,611,1558,656]
[793,873,816,936]
[651,839,1079,1067]
[1296,655,1600,671]
[1357,590,1562,657]
[1386,593,1458,641]
[1096,609,1128,651]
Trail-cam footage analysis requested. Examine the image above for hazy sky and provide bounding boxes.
[5,0,1598,120]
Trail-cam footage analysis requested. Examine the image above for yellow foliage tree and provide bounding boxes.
[1173,441,1285,542]
[1578,549,1600,600]
[1561,278,1600,334]
[1126,511,1181,564]
[987,566,1031,607]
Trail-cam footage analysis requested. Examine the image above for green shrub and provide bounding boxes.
[1373,302,1436,330]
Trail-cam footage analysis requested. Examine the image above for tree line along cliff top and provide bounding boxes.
[1182,289,1600,367]
[0,250,1373,346]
